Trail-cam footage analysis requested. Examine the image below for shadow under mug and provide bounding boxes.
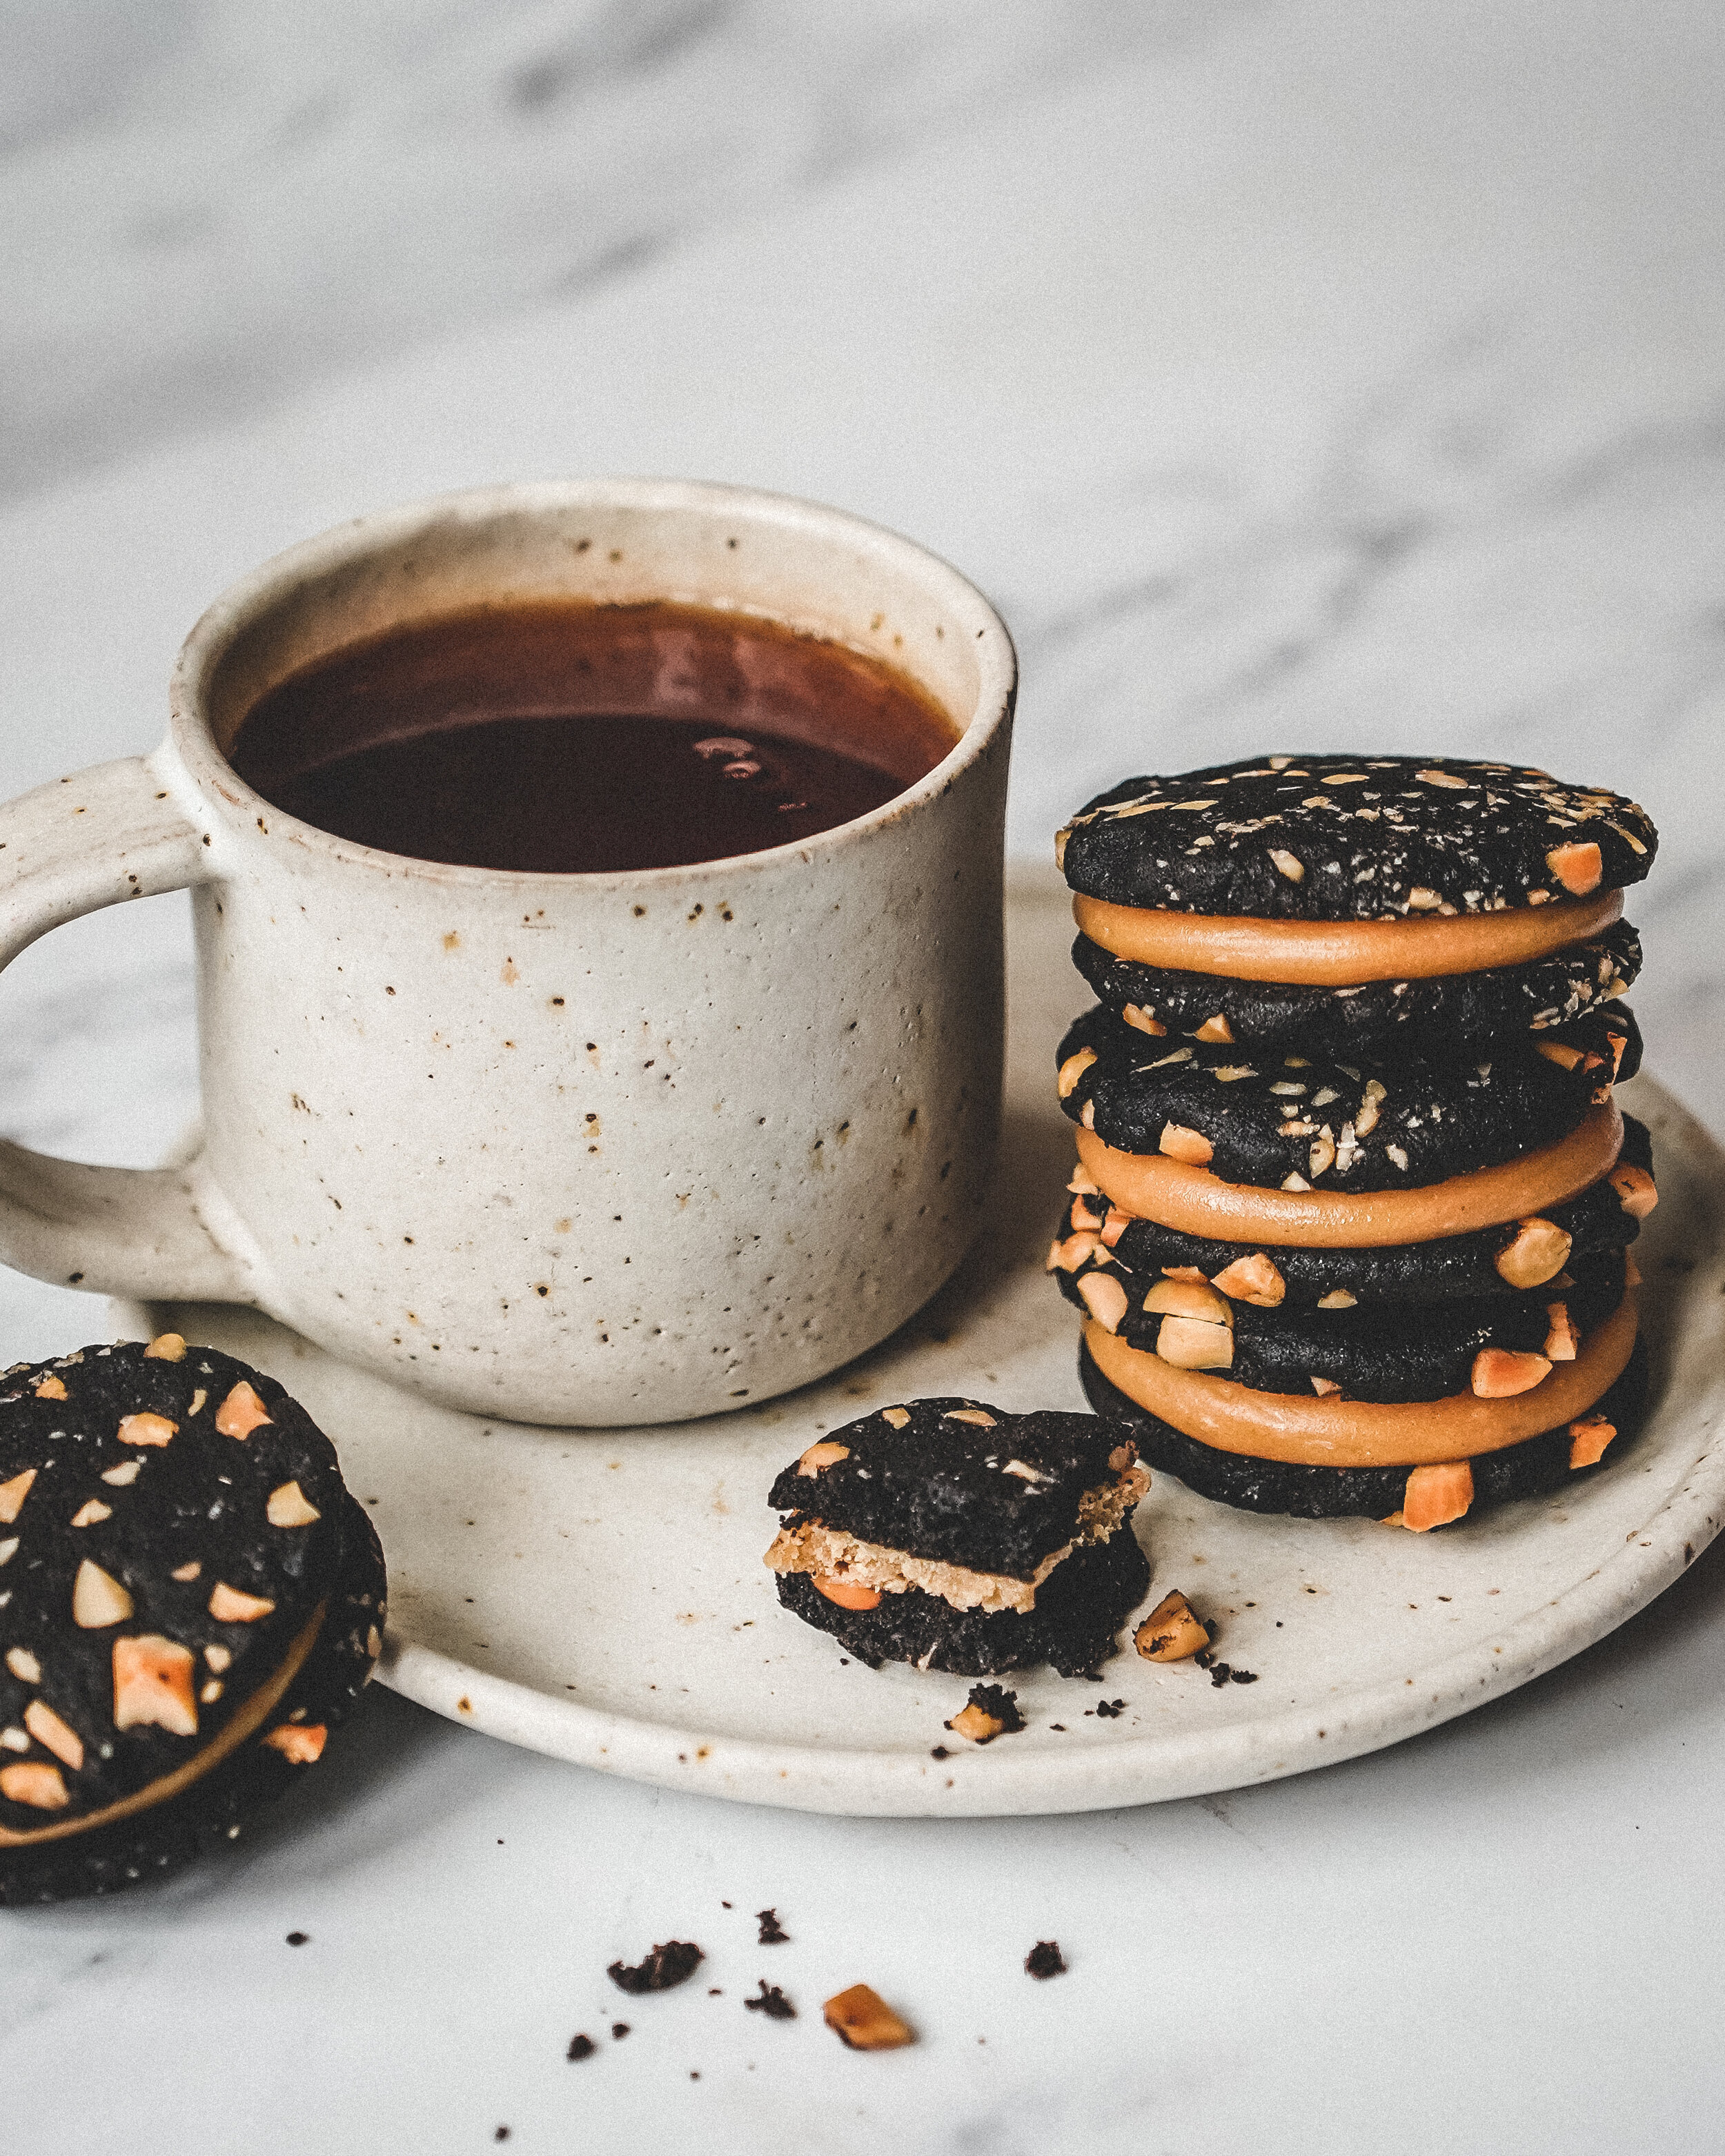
[0,479,1016,1426]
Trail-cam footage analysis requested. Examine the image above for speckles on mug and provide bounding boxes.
[442,931,461,951]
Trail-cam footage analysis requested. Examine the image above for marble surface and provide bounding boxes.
[2,1,1724,2148]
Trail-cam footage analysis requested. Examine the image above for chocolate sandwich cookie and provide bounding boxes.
[1081,1333,1648,1525]
[1053,1111,1654,1306]
[765,1398,1150,1678]
[1057,1005,1631,1195]
[0,1336,385,1904]
[1070,916,1644,1059]
[1058,755,1657,919]
[1054,1242,1626,1403]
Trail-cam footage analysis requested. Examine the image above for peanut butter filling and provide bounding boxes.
[1076,1101,1623,1248]
[765,1468,1149,1616]
[1085,1294,1637,1467]
[0,1604,325,1849]
[1072,888,1623,985]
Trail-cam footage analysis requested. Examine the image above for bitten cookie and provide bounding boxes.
[0,1336,385,1903]
[765,1398,1150,1677]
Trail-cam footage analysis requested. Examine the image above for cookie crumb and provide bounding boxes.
[930,1744,949,1759]
[1094,1698,1126,1719]
[566,2033,595,2061]
[286,1932,309,1947]
[1025,1941,1068,1980]
[756,1907,789,1945]
[611,2023,629,2040]
[607,1941,704,1993]
[744,1979,796,2019]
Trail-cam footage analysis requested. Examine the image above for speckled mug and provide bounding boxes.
[0,480,1015,1424]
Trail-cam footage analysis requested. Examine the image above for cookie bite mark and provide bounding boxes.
[1084,1292,1636,1467]
[1072,887,1623,985]
[1077,1103,1624,1248]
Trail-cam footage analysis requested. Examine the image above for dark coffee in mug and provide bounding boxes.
[228,598,958,872]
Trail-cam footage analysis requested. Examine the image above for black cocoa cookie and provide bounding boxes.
[1055,1244,1626,1402]
[776,1529,1150,1679]
[0,1336,385,1902]
[1056,1114,1653,1306]
[1070,917,1643,1058]
[1058,756,1657,918]
[1058,1005,1628,1192]
[1079,1334,1648,1523]
[765,1398,1150,1677]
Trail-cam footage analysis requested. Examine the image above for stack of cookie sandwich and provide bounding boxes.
[1047,756,1658,1530]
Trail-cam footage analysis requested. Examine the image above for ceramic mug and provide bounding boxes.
[0,479,1015,1425]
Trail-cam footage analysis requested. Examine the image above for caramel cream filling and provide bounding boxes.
[1085,1296,1636,1468]
[1073,888,1623,986]
[1076,1102,1622,1249]
[0,1604,325,1849]
[765,1469,1148,1616]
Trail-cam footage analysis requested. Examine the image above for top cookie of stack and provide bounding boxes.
[1057,754,1653,1057]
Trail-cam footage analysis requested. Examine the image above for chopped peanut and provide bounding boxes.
[208,1582,277,1624]
[1056,1047,1098,1100]
[72,1560,133,1629]
[143,1333,187,1362]
[1546,841,1603,895]
[1210,1252,1285,1307]
[796,1443,851,1478]
[824,1984,914,2050]
[0,1761,69,1810]
[23,1699,83,1770]
[1543,1304,1579,1361]
[0,1468,36,1525]
[266,1481,323,1527]
[1158,1122,1214,1165]
[112,1636,198,1737]
[1076,1273,1130,1334]
[1493,1217,1573,1289]
[1470,1349,1552,1398]
[1134,1590,1208,1662]
[945,1702,1008,1743]
[1121,1005,1166,1036]
[812,1574,881,1612]
[34,1376,67,1401]
[1568,1415,1617,1469]
[1193,1013,1234,1044]
[117,1412,177,1449]
[1608,1163,1658,1219]
[215,1382,273,1439]
[1401,1461,1475,1532]
[264,1723,328,1764]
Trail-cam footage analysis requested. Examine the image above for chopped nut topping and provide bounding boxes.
[946,1704,1009,1744]
[1406,887,1442,910]
[1568,1415,1617,1469]
[23,1699,83,1770]
[144,1333,188,1362]
[215,1382,273,1440]
[0,1537,15,1566]
[1076,1272,1129,1334]
[1000,1458,1047,1483]
[1400,1461,1475,1532]
[1121,1004,1166,1036]
[112,1635,198,1737]
[1383,1145,1409,1171]
[204,1644,231,1672]
[880,1407,911,1430]
[264,1723,328,1764]
[1193,1013,1234,1044]
[1354,1078,1388,1136]
[1316,1288,1358,1308]
[1470,1348,1552,1398]
[824,1984,914,2050]
[1494,1216,1573,1289]
[796,1442,851,1477]
[1158,1122,1213,1165]
[1308,1129,1337,1178]
[0,1468,36,1525]
[1047,1231,1099,1272]
[70,1499,112,1528]
[200,1679,224,1704]
[1543,1303,1579,1361]
[170,1561,202,1582]
[117,1412,177,1449]
[266,1481,323,1528]
[1546,841,1603,895]
[0,1761,69,1810]
[72,1560,134,1629]
[1310,1376,1343,1396]
[1209,1252,1285,1307]
[1416,769,1469,789]
[0,1727,26,1751]
[1056,1047,1097,1100]
[100,1461,141,1486]
[187,1389,208,1416]
[1608,1162,1658,1219]
[6,1646,41,1684]
[1134,1590,1209,1662]
[944,1408,998,1427]
[1268,849,1305,882]
[34,1375,68,1401]
[208,1582,277,1624]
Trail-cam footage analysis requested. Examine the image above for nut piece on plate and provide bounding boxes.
[945,1683,1024,1745]
[824,1984,916,2051]
[606,1940,704,1995]
[1134,1590,1210,1663]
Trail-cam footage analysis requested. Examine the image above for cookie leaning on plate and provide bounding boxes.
[0,1336,384,1904]
[1058,755,1655,1055]
[765,1398,1150,1678]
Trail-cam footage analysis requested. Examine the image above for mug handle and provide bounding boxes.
[0,753,259,1303]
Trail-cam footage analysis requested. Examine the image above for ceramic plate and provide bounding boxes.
[116,871,1725,1817]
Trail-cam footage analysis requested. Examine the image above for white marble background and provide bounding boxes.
[2,3,1724,2151]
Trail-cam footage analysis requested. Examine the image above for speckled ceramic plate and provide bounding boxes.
[115,872,1725,1817]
